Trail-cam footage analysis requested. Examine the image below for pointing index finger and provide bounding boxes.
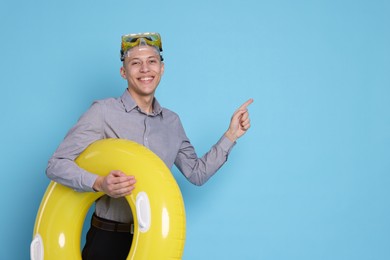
[238,98,254,110]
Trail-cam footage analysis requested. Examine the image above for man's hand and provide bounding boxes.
[225,99,253,142]
[93,170,136,198]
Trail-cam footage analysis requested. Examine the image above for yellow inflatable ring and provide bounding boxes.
[31,139,186,259]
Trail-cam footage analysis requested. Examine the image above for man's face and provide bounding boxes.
[120,46,164,98]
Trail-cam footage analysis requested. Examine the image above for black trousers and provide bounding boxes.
[82,217,133,260]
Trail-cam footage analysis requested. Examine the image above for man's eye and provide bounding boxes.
[131,61,141,66]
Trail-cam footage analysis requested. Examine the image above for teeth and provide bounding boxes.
[140,77,153,81]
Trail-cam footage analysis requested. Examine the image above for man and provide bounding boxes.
[46,32,253,259]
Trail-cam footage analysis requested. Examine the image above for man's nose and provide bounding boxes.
[140,63,150,72]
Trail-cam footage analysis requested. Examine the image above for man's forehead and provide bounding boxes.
[125,46,160,59]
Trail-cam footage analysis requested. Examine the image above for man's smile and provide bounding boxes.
[139,76,154,83]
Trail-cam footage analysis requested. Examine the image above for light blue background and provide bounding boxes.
[1,0,389,259]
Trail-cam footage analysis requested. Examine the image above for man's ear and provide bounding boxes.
[161,62,165,76]
[120,66,127,79]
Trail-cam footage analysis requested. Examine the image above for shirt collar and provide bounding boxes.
[121,89,163,117]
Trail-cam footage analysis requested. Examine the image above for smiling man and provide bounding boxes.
[46,32,253,259]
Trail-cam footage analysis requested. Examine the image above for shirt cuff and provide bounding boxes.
[218,135,236,154]
[81,169,99,192]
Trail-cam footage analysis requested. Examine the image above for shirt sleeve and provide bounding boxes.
[46,101,105,192]
[174,121,236,186]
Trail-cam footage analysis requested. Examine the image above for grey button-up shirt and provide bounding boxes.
[47,90,235,222]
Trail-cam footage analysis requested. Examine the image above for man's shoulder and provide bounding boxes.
[161,107,180,118]
[91,96,121,107]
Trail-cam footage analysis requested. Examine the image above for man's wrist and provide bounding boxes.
[224,130,237,143]
[92,176,103,192]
